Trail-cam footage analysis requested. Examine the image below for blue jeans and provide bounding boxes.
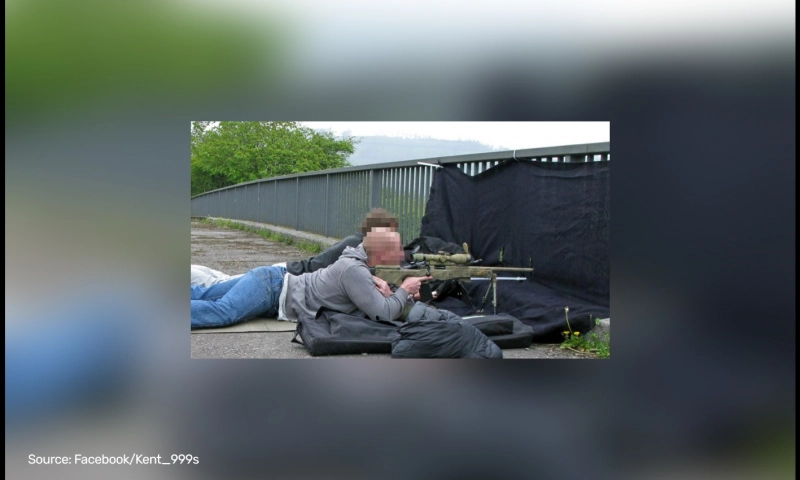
[191,266,286,329]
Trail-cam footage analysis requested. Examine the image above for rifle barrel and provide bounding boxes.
[470,277,527,281]
[481,267,533,272]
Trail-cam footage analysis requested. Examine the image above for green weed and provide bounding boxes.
[560,308,610,358]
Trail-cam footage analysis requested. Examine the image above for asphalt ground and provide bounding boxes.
[190,220,591,359]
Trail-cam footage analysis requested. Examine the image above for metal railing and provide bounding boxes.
[191,142,610,244]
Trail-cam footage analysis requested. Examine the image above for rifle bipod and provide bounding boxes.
[477,273,498,315]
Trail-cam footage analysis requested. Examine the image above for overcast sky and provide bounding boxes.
[299,122,609,150]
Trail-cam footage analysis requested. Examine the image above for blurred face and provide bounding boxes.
[366,231,404,266]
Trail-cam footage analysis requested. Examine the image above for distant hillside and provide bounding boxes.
[336,135,506,166]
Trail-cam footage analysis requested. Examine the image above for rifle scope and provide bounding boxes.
[411,253,474,264]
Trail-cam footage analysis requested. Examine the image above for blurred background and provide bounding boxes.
[6,1,794,479]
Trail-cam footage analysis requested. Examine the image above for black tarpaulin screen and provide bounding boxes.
[418,160,610,342]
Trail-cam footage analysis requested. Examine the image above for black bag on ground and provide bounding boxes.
[461,313,534,349]
[291,309,402,357]
[292,306,525,357]
[391,303,503,359]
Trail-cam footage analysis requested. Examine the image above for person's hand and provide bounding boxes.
[373,276,393,298]
[399,276,432,296]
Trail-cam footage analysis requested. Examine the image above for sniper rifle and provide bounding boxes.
[373,243,533,314]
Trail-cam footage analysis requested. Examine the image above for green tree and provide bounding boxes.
[191,121,357,196]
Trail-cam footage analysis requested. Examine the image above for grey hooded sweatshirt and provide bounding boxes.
[285,244,412,322]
